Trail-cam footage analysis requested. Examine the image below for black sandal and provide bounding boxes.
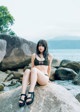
[19,94,27,107]
[26,92,35,105]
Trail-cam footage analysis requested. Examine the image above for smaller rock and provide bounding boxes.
[0,71,9,82]
[60,61,80,73]
[2,79,18,86]
[60,59,71,67]
[72,71,80,85]
[0,84,4,91]
[54,67,78,80]
[76,93,80,102]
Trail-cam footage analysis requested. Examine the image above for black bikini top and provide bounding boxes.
[34,54,49,66]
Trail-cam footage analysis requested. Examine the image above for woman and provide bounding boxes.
[19,39,53,107]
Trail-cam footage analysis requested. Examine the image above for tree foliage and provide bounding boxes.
[0,6,15,35]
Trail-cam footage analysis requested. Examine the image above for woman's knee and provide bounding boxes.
[24,69,31,75]
[31,67,37,73]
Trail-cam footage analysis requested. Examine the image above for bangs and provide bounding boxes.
[38,43,44,47]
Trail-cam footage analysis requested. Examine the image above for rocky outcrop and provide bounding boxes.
[60,60,71,67]
[0,34,36,71]
[52,59,80,85]
[0,83,80,112]
[54,67,77,80]
[0,71,9,82]
[4,70,23,82]
[0,39,7,62]
[60,61,80,73]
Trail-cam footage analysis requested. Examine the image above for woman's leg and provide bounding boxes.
[19,69,31,103]
[26,67,49,102]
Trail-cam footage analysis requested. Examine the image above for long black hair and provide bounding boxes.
[36,39,49,59]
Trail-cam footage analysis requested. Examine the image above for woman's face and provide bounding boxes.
[38,44,45,53]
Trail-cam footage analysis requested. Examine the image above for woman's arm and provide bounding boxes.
[47,54,53,78]
[31,53,35,69]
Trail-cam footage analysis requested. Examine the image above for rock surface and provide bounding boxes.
[0,83,4,91]
[54,67,77,80]
[76,93,80,102]
[0,83,80,112]
[60,61,80,73]
[0,71,9,83]
[0,34,36,71]
[0,39,7,62]
[72,71,80,85]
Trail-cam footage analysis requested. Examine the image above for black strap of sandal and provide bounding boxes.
[19,99,25,102]
[19,94,26,101]
[21,94,26,96]
[27,92,34,99]
[28,92,34,94]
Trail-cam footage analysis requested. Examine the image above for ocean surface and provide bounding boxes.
[49,49,80,96]
[49,49,80,61]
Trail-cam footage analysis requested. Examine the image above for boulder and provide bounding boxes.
[0,83,4,91]
[76,93,80,102]
[54,67,77,80]
[0,39,7,62]
[0,34,36,71]
[60,61,80,73]
[0,83,80,112]
[60,59,71,67]
[0,71,9,82]
[2,79,18,86]
[72,71,80,85]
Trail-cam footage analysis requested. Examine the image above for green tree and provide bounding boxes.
[0,6,15,35]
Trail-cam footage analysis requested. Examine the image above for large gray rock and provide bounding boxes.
[0,83,80,112]
[60,59,71,67]
[0,34,36,70]
[60,61,80,73]
[0,39,7,62]
[0,71,8,82]
[54,67,77,80]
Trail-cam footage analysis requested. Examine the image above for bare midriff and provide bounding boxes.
[34,65,48,75]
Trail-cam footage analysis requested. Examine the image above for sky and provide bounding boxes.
[0,0,80,42]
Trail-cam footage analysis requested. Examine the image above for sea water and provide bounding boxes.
[49,49,80,61]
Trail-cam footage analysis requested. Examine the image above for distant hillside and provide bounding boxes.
[48,40,80,49]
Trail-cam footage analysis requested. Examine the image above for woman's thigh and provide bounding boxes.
[31,67,49,86]
[37,71,49,85]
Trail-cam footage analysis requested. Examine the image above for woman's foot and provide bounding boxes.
[26,92,35,105]
[19,94,27,107]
